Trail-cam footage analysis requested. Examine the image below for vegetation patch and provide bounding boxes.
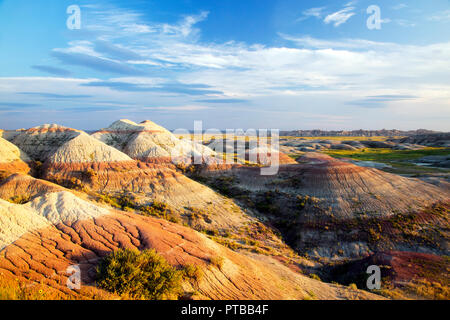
[324,148,450,174]
[8,195,31,204]
[96,249,183,300]
[95,193,180,223]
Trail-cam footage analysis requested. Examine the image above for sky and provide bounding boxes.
[0,0,449,131]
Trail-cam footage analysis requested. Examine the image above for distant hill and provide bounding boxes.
[280,129,439,137]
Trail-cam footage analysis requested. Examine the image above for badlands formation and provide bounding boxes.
[197,153,449,260]
[0,119,448,300]
[92,119,216,163]
[0,176,380,300]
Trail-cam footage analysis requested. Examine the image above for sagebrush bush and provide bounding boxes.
[8,195,31,204]
[96,249,183,300]
[182,264,204,282]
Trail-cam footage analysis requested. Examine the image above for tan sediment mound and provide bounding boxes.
[7,124,83,161]
[0,173,66,201]
[92,119,215,162]
[0,137,31,176]
[0,196,382,300]
[0,137,30,163]
[47,133,133,164]
[197,153,449,260]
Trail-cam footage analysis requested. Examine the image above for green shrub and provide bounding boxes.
[96,249,183,300]
[348,283,358,290]
[8,195,31,204]
[309,273,321,281]
[182,264,204,282]
[140,201,179,223]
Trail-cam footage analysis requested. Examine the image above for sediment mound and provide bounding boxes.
[47,133,133,164]
[6,124,82,161]
[0,194,382,300]
[0,173,66,201]
[0,137,30,163]
[92,119,215,163]
[0,137,31,177]
[244,146,297,165]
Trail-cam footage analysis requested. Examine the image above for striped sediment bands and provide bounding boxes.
[41,160,181,190]
[201,153,450,219]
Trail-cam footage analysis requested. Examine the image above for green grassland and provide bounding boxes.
[323,148,450,175]
[280,136,395,141]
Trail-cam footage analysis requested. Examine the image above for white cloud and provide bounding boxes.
[392,4,408,10]
[428,10,450,22]
[2,6,450,130]
[145,105,210,111]
[324,7,356,27]
[297,7,326,21]
[396,19,416,27]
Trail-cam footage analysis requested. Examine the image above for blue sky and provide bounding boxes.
[0,0,449,130]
